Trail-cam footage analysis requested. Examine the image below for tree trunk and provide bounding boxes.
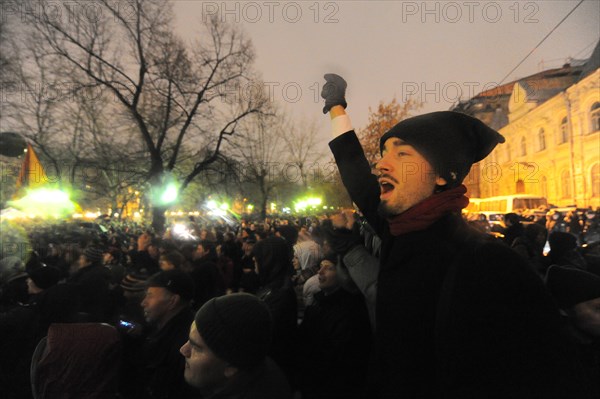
[151,205,167,235]
[260,196,267,220]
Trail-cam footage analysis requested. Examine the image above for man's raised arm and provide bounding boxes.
[322,74,384,235]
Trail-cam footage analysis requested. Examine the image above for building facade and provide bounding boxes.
[454,43,600,209]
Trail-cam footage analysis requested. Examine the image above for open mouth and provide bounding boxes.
[379,179,396,198]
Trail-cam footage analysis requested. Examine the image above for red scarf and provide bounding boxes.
[388,184,469,236]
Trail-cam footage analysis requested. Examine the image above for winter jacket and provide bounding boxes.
[330,130,591,398]
[297,288,371,398]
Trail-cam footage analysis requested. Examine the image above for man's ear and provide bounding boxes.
[224,365,239,378]
[167,293,181,309]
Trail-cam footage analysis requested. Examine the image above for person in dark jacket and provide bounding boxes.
[511,222,548,276]
[297,255,371,398]
[321,73,590,398]
[252,236,298,385]
[546,231,588,271]
[546,266,600,398]
[121,269,196,399]
[502,212,525,247]
[190,240,226,309]
[68,246,112,321]
[180,293,291,399]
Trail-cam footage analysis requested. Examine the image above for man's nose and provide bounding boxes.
[375,154,391,173]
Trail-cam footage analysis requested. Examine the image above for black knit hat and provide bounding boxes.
[379,111,505,188]
[546,265,600,309]
[28,266,60,290]
[147,269,195,301]
[83,246,104,264]
[194,293,272,370]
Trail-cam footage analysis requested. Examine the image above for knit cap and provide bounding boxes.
[194,293,272,370]
[379,111,505,188]
[546,265,600,309]
[83,246,104,264]
[120,272,149,294]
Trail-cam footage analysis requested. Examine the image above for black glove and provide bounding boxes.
[321,73,347,114]
[323,220,362,256]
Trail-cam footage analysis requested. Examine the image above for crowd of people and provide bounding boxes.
[0,72,599,398]
[1,205,599,398]
[0,215,374,398]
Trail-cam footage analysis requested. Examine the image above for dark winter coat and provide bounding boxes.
[205,358,292,399]
[190,257,226,310]
[253,237,298,384]
[68,264,112,321]
[297,288,372,398]
[330,131,591,398]
[121,307,195,399]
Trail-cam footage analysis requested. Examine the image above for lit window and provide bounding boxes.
[591,102,600,132]
[538,128,546,151]
[559,117,569,144]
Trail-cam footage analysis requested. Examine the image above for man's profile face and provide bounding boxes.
[180,322,229,390]
[376,137,445,217]
[141,286,173,324]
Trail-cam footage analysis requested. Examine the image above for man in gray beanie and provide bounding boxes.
[180,293,291,398]
[321,74,591,398]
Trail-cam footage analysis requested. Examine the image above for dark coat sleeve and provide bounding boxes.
[329,131,385,236]
[436,241,592,398]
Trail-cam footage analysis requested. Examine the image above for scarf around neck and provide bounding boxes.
[387,184,470,236]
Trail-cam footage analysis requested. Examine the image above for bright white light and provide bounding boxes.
[206,200,217,210]
[161,184,178,204]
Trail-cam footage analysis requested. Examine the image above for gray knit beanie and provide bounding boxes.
[194,293,272,370]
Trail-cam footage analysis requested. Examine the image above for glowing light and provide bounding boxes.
[220,203,229,211]
[9,188,77,218]
[172,223,196,240]
[247,204,254,211]
[161,184,178,205]
[206,200,217,210]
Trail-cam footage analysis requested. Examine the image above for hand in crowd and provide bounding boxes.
[137,233,151,251]
[325,211,363,256]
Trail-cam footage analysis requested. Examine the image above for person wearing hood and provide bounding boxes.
[252,236,297,386]
[321,73,590,398]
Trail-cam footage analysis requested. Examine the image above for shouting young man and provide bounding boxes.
[322,73,590,398]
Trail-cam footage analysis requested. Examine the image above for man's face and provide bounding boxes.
[148,244,159,259]
[194,244,206,260]
[141,287,174,324]
[376,137,445,217]
[180,322,229,390]
[159,256,175,271]
[318,260,339,292]
[77,254,91,269]
[572,297,600,337]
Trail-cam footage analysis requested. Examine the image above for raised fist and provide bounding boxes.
[321,73,347,114]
